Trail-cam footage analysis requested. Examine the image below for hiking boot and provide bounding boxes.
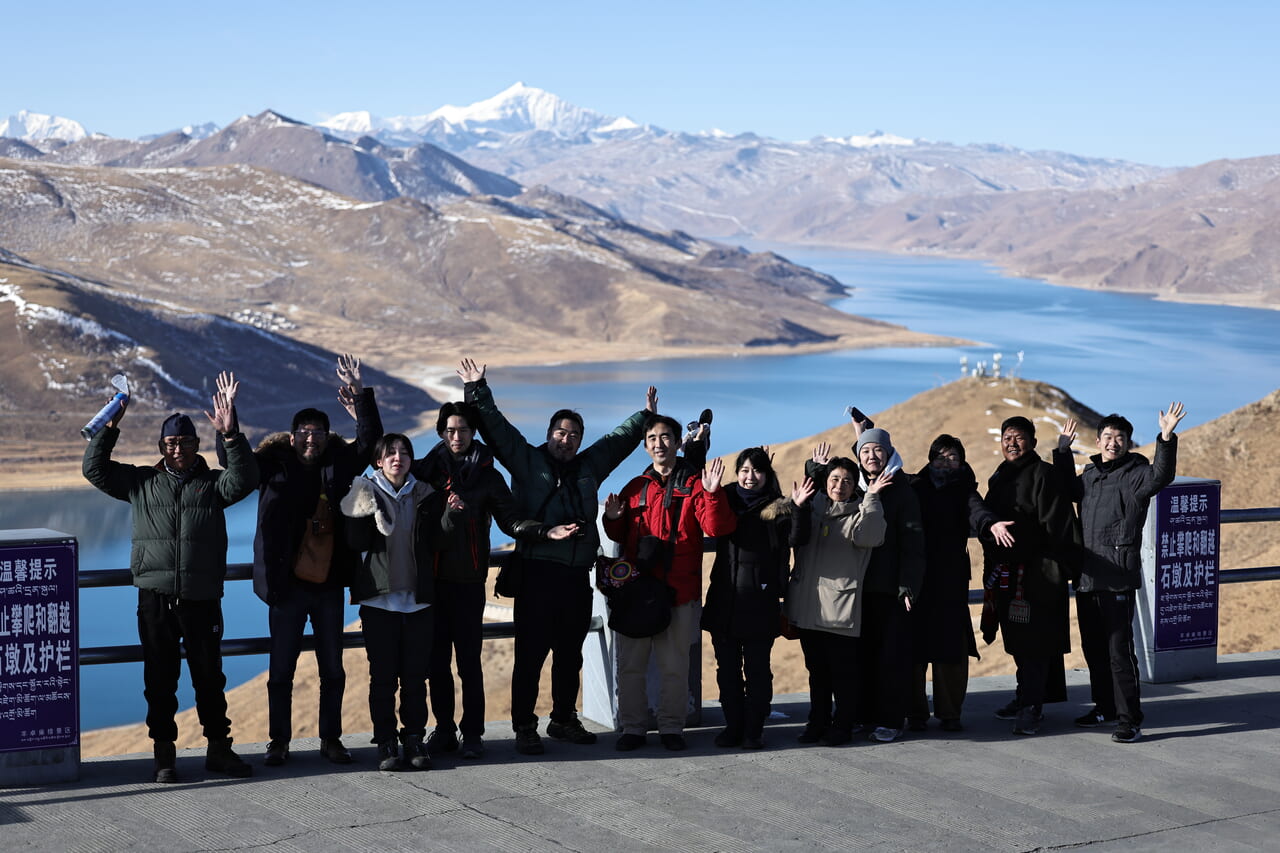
[514,725,545,755]
[547,716,598,744]
[907,717,928,732]
[402,735,432,770]
[377,741,403,771]
[940,719,964,733]
[870,727,902,743]
[714,728,743,748]
[615,733,646,752]
[263,740,289,767]
[320,738,352,764]
[660,733,687,751]
[1074,707,1117,728]
[741,734,765,750]
[426,728,459,756]
[1012,708,1041,735]
[205,738,253,778]
[460,737,485,759]
[1112,723,1142,744]
[153,741,178,784]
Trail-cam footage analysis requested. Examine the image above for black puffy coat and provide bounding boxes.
[701,489,796,641]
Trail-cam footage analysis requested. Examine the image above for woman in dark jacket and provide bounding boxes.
[702,448,808,749]
[907,435,1010,732]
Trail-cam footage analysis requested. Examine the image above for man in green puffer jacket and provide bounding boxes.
[82,381,258,783]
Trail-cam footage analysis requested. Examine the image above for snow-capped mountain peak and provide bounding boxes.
[0,110,87,142]
[425,82,634,137]
[318,110,379,134]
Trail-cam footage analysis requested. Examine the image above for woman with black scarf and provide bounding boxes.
[701,447,812,749]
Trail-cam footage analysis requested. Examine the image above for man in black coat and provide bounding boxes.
[1054,403,1185,744]
[217,355,382,766]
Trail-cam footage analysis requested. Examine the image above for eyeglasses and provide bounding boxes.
[294,429,326,439]
[551,429,582,441]
[162,437,198,450]
[933,454,962,466]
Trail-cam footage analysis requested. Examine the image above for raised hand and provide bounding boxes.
[546,523,580,541]
[1159,401,1186,440]
[337,385,358,421]
[811,442,831,467]
[791,477,816,507]
[990,520,1016,549]
[336,353,362,394]
[866,469,894,495]
[215,371,239,408]
[604,492,624,520]
[1058,418,1078,451]
[205,390,235,435]
[645,385,658,413]
[457,357,485,384]
[702,457,725,493]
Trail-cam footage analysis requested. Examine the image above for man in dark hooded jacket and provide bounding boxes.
[1054,403,1184,744]
[216,355,381,766]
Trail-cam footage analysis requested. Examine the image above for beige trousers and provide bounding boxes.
[616,601,698,735]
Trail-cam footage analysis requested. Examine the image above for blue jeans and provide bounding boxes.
[267,583,347,742]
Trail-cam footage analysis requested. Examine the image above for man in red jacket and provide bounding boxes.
[604,415,736,751]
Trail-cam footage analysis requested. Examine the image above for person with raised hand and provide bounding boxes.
[459,356,654,756]
[83,377,258,783]
[1053,403,1185,744]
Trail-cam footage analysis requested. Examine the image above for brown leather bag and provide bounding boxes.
[293,493,335,583]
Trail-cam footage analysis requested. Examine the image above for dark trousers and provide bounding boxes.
[511,559,593,730]
[910,660,969,723]
[430,580,486,738]
[267,583,346,742]
[136,588,231,743]
[856,591,912,729]
[798,628,859,731]
[1077,590,1143,725]
[710,633,775,739]
[360,604,433,745]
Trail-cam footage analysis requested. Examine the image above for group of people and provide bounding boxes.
[82,352,1185,783]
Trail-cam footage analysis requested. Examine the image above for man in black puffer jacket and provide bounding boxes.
[1054,403,1185,745]
[83,384,258,783]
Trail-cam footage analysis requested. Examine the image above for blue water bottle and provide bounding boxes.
[81,374,130,440]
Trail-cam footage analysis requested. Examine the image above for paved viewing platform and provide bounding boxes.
[4,651,1280,851]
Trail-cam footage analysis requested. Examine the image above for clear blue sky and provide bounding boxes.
[7,0,1276,167]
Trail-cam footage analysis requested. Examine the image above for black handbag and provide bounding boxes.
[600,471,682,638]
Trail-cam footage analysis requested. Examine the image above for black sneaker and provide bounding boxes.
[714,728,743,748]
[426,728,459,755]
[660,733,687,751]
[994,699,1020,720]
[819,727,851,746]
[264,740,289,767]
[741,734,764,750]
[615,733,646,752]
[320,738,352,764]
[797,724,826,744]
[1012,708,1041,736]
[514,725,545,755]
[377,741,403,771]
[1074,707,1117,728]
[547,716,598,744]
[1112,723,1142,744]
[402,736,432,770]
[460,737,485,759]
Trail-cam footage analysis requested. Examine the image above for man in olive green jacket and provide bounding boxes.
[82,381,258,783]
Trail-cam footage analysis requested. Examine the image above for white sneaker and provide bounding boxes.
[870,727,901,743]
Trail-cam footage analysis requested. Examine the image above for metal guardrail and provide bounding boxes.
[78,553,604,665]
[78,508,1280,663]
